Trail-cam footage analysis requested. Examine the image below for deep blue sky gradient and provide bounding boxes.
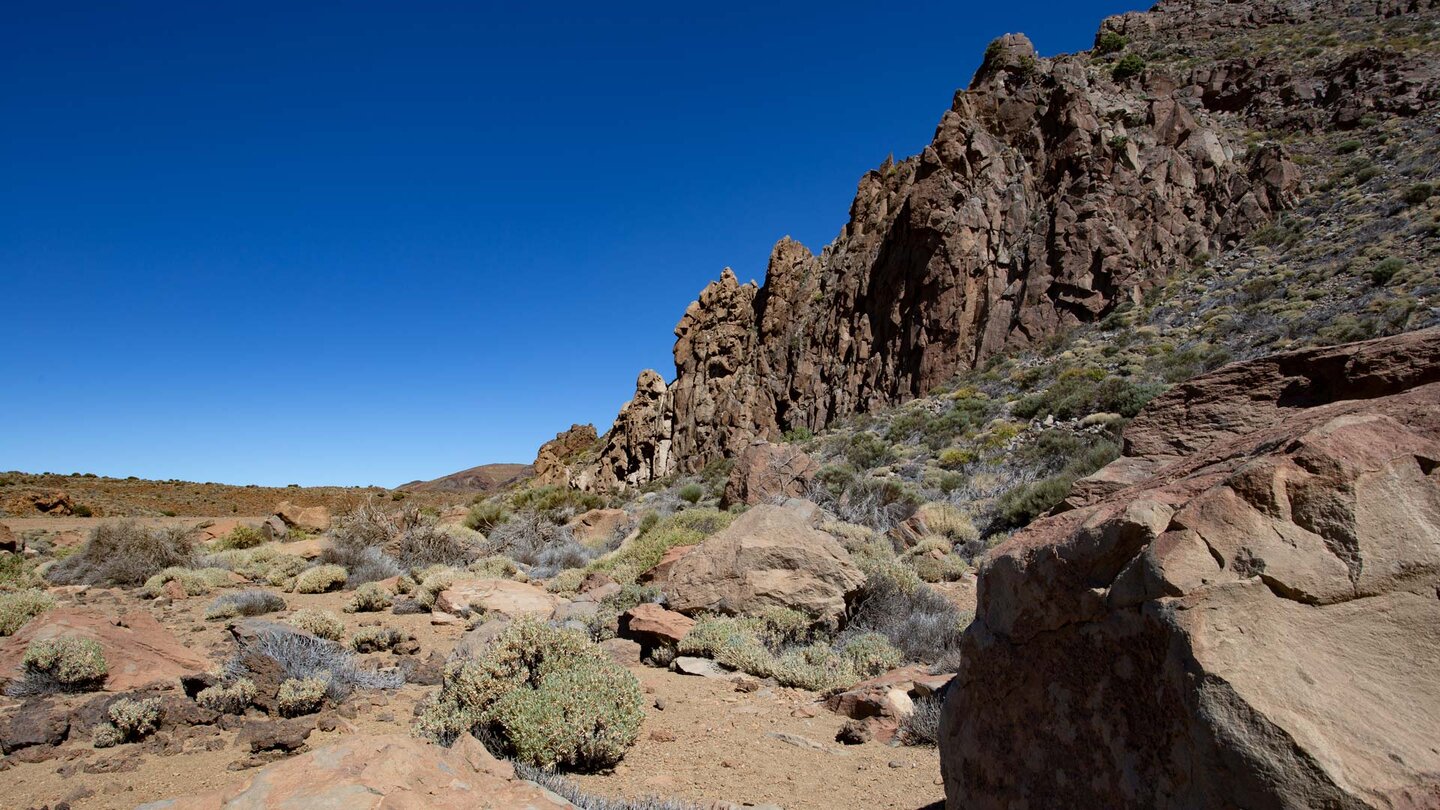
[2,1,1140,486]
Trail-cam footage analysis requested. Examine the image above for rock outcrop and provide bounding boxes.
[721,441,821,507]
[434,578,564,620]
[533,424,598,487]
[659,499,865,623]
[136,733,575,809]
[939,328,1440,809]
[550,0,1440,489]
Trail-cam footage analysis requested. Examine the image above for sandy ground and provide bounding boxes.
[0,548,944,810]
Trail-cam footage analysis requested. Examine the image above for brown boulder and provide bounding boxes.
[662,500,865,623]
[273,501,331,533]
[434,578,563,620]
[721,441,820,507]
[135,733,576,809]
[941,329,1440,809]
[0,609,208,693]
[566,508,629,546]
[0,522,21,553]
[637,543,696,585]
[620,603,695,646]
[20,491,74,516]
[827,665,952,744]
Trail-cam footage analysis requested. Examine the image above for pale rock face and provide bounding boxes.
[721,440,821,507]
[0,609,207,693]
[940,327,1440,809]
[590,370,676,490]
[134,733,577,809]
[533,423,598,487]
[661,499,866,623]
[434,578,564,620]
[273,500,331,533]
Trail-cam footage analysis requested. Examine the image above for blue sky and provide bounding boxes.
[1,1,1140,486]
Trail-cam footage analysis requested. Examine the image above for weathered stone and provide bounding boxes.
[941,329,1440,809]
[273,501,332,533]
[619,603,695,646]
[721,441,820,507]
[598,637,643,666]
[0,523,21,553]
[663,500,865,623]
[137,733,576,809]
[236,717,315,753]
[637,544,696,585]
[566,508,629,546]
[0,699,70,753]
[672,656,730,678]
[434,578,563,620]
[533,423,599,487]
[590,371,675,490]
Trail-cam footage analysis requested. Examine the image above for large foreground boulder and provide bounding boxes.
[136,733,575,809]
[661,499,864,622]
[941,329,1440,809]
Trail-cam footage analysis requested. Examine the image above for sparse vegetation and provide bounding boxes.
[351,625,406,653]
[204,589,287,621]
[196,678,258,714]
[344,581,393,613]
[416,619,643,771]
[0,589,55,636]
[18,636,108,693]
[293,563,347,594]
[287,608,346,641]
[93,697,162,747]
[277,676,328,716]
[1112,54,1145,80]
[47,520,196,587]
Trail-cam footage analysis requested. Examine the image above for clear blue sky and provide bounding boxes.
[2,1,1139,487]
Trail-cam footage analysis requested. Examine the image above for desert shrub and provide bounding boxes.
[196,678,257,714]
[1112,54,1145,80]
[202,546,308,586]
[1094,30,1126,54]
[0,589,55,636]
[811,473,920,532]
[840,632,903,677]
[994,476,1073,528]
[212,525,266,550]
[677,616,857,691]
[1013,369,1163,421]
[899,693,944,746]
[416,619,643,771]
[287,608,346,641]
[277,676,328,716]
[20,636,107,692]
[677,483,704,505]
[545,568,587,595]
[226,627,401,699]
[908,550,969,583]
[587,509,731,584]
[293,564,347,594]
[204,589,287,621]
[351,625,406,653]
[393,522,487,571]
[47,520,196,587]
[415,565,465,609]
[464,501,511,533]
[325,545,403,586]
[1335,139,1362,154]
[344,582,393,613]
[100,697,161,746]
[142,566,232,597]
[0,552,40,590]
[917,502,978,546]
[1370,257,1406,286]
[846,565,967,666]
[842,432,895,470]
[468,555,525,580]
[1403,182,1435,205]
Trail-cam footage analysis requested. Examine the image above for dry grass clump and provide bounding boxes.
[277,676,328,717]
[92,697,162,748]
[224,628,401,700]
[293,564,347,594]
[0,589,55,636]
[343,582,393,613]
[15,636,107,694]
[201,546,308,586]
[287,608,346,641]
[846,563,968,669]
[210,524,266,551]
[416,619,643,771]
[515,765,700,810]
[47,520,196,587]
[204,589,287,621]
[351,625,406,653]
[196,678,257,714]
[585,509,731,585]
[142,566,233,597]
[899,693,944,746]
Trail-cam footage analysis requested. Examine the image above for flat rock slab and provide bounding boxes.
[435,578,563,620]
[0,608,207,693]
[672,656,730,678]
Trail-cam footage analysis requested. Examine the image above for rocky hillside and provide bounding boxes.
[397,463,532,494]
[550,0,1438,493]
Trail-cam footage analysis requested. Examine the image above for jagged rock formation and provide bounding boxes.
[938,328,1440,808]
[532,423,598,487]
[563,0,1440,489]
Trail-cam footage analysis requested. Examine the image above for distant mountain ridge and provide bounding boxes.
[399,463,532,493]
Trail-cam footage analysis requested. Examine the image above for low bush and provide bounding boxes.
[464,501,511,533]
[196,678,257,714]
[491,512,599,579]
[467,555,525,580]
[0,589,55,636]
[1112,54,1145,80]
[20,636,107,692]
[414,565,465,609]
[277,677,328,717]
[204,589,287,621]
[225,627,402,700]
[545,568,587,595]
[677,483,705,504]
[678,615,862,691]
[351,625,406,653]
[899,693,944,746]
[344,582,393,613]
[1094,30,1126,54]
[141,566,232,597]
[211,525,266,550]
[293,564,347,594]
[47,521,196,587]
[846,565,968,667]
[514,765,699,810]
[94,697,161,747]
[416,619,643,771]
[287,608,346,642]
[586,509,732,585]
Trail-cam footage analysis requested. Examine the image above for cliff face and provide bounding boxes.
[577,0,1438,490]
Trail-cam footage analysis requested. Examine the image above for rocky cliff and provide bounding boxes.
[939,327,1440,808]
[570,0,1432,490]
